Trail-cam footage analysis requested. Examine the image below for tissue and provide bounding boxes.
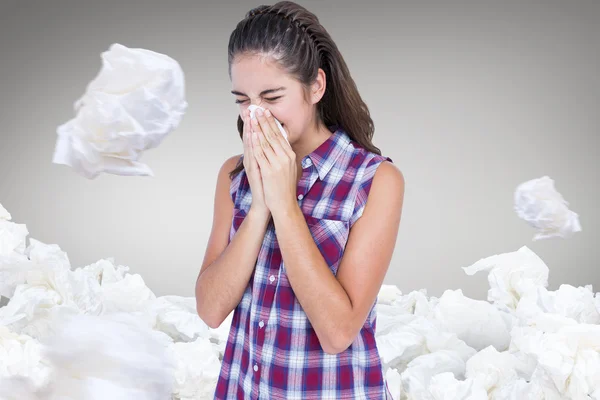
[514,176,581,240]
[52,43,188,179]
[42,313,174,400]
[462,245,550,311]
[0,204,11,221]
[247,104,289,143]
[3,200,600,399]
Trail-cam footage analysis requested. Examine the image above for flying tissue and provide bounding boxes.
[247,104,289,144]
[514,176,582,240]
[52,43,188,179]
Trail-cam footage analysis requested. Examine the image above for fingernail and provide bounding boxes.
[256,109,263,116]
[265,109,271,117]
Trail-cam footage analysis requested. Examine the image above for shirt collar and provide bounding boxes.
[302,126,352,181]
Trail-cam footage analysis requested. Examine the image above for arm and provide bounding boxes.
[272,161,405,354]
[195,155,270,328]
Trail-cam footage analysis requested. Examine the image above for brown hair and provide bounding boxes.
[227,1,382,179]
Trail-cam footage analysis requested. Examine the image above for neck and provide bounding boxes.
[291,120,333,165]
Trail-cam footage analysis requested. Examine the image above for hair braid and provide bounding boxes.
[246,5,323,61]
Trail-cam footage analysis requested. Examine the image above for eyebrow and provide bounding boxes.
[231,86,286,97]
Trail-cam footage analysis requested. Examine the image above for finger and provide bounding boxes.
[262,109,281,140]
[259,129,278,165]
[255,111,285,160]
[243,111,251,158]
[242,111,249,145]
[275,127,295,160]
[242,121,249,164]
[247,113,259,165]
[262,109,295,159]
[247,126,255,163]
[244,111,260,170]
[261,109,290,158]
[255,110,277,143]
[252,130,269,170]
[253,118,278,164]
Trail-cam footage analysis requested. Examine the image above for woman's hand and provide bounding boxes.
[242,109,270,220]
[251,108,298,218]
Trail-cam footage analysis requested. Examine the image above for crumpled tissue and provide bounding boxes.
[462,245,549,311]
[0,204,11,221]
[0,313,175,400]
[514,176,581,240]
[431,289,513,352]
[52,43,188,179]
[0,210,31,299]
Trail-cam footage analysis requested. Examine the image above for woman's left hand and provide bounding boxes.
[251,108,298,217]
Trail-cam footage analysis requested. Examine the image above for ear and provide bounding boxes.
[309,68,327,104]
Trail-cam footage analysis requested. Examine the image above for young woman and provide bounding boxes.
[195,2,405,398]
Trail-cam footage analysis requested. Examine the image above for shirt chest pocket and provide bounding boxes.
[278,215,350,293]
[302,215,350,275]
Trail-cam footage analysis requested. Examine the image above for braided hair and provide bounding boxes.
[245,5,324,60]
[228,1,381,178]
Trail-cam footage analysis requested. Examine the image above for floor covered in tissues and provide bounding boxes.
[1,201,599,400]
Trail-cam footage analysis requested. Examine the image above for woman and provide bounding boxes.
[195,2,405,398]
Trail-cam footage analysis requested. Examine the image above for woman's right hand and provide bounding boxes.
[242,109,270,220]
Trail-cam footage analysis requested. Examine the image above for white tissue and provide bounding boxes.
[385,368,403,400]
[514,176,581,240]
[464,346,520,395]
[425,372,489,400]
[168,338,221,399]
[431,289,512,352]
[0,215,31,298]
[462,246,549,311]
[247,104,289,143]
[2,200,600,399]
[39,313,173,400]
[52,43,188,179]
[0,204,11,221]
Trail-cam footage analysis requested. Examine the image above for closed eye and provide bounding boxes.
[235,96,282,104]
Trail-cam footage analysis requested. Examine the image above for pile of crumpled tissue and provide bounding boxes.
[1,182,598,400]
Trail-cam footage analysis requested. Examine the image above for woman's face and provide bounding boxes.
[230,54,314,144]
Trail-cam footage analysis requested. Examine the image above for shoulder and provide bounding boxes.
[346,144,404,224]
[351,156,404,226]
[217,153,244,203]
[366,155,404,218]
[371,160,405,196]
[346,140,388,168]
[219,153,243,177]
[348,142,400,187]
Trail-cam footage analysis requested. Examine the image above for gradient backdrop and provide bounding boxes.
[0,0,598,301]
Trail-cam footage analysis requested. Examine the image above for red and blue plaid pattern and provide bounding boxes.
[214,127,394,399]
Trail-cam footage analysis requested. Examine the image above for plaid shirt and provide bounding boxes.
[214,127,394,399]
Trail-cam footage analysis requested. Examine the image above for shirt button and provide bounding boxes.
[254,364,259,372]
[259,320,264,328]
[269,275,275,283]
[297,194,304,200]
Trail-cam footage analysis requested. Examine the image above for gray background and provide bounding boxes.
[0,0,598,300]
